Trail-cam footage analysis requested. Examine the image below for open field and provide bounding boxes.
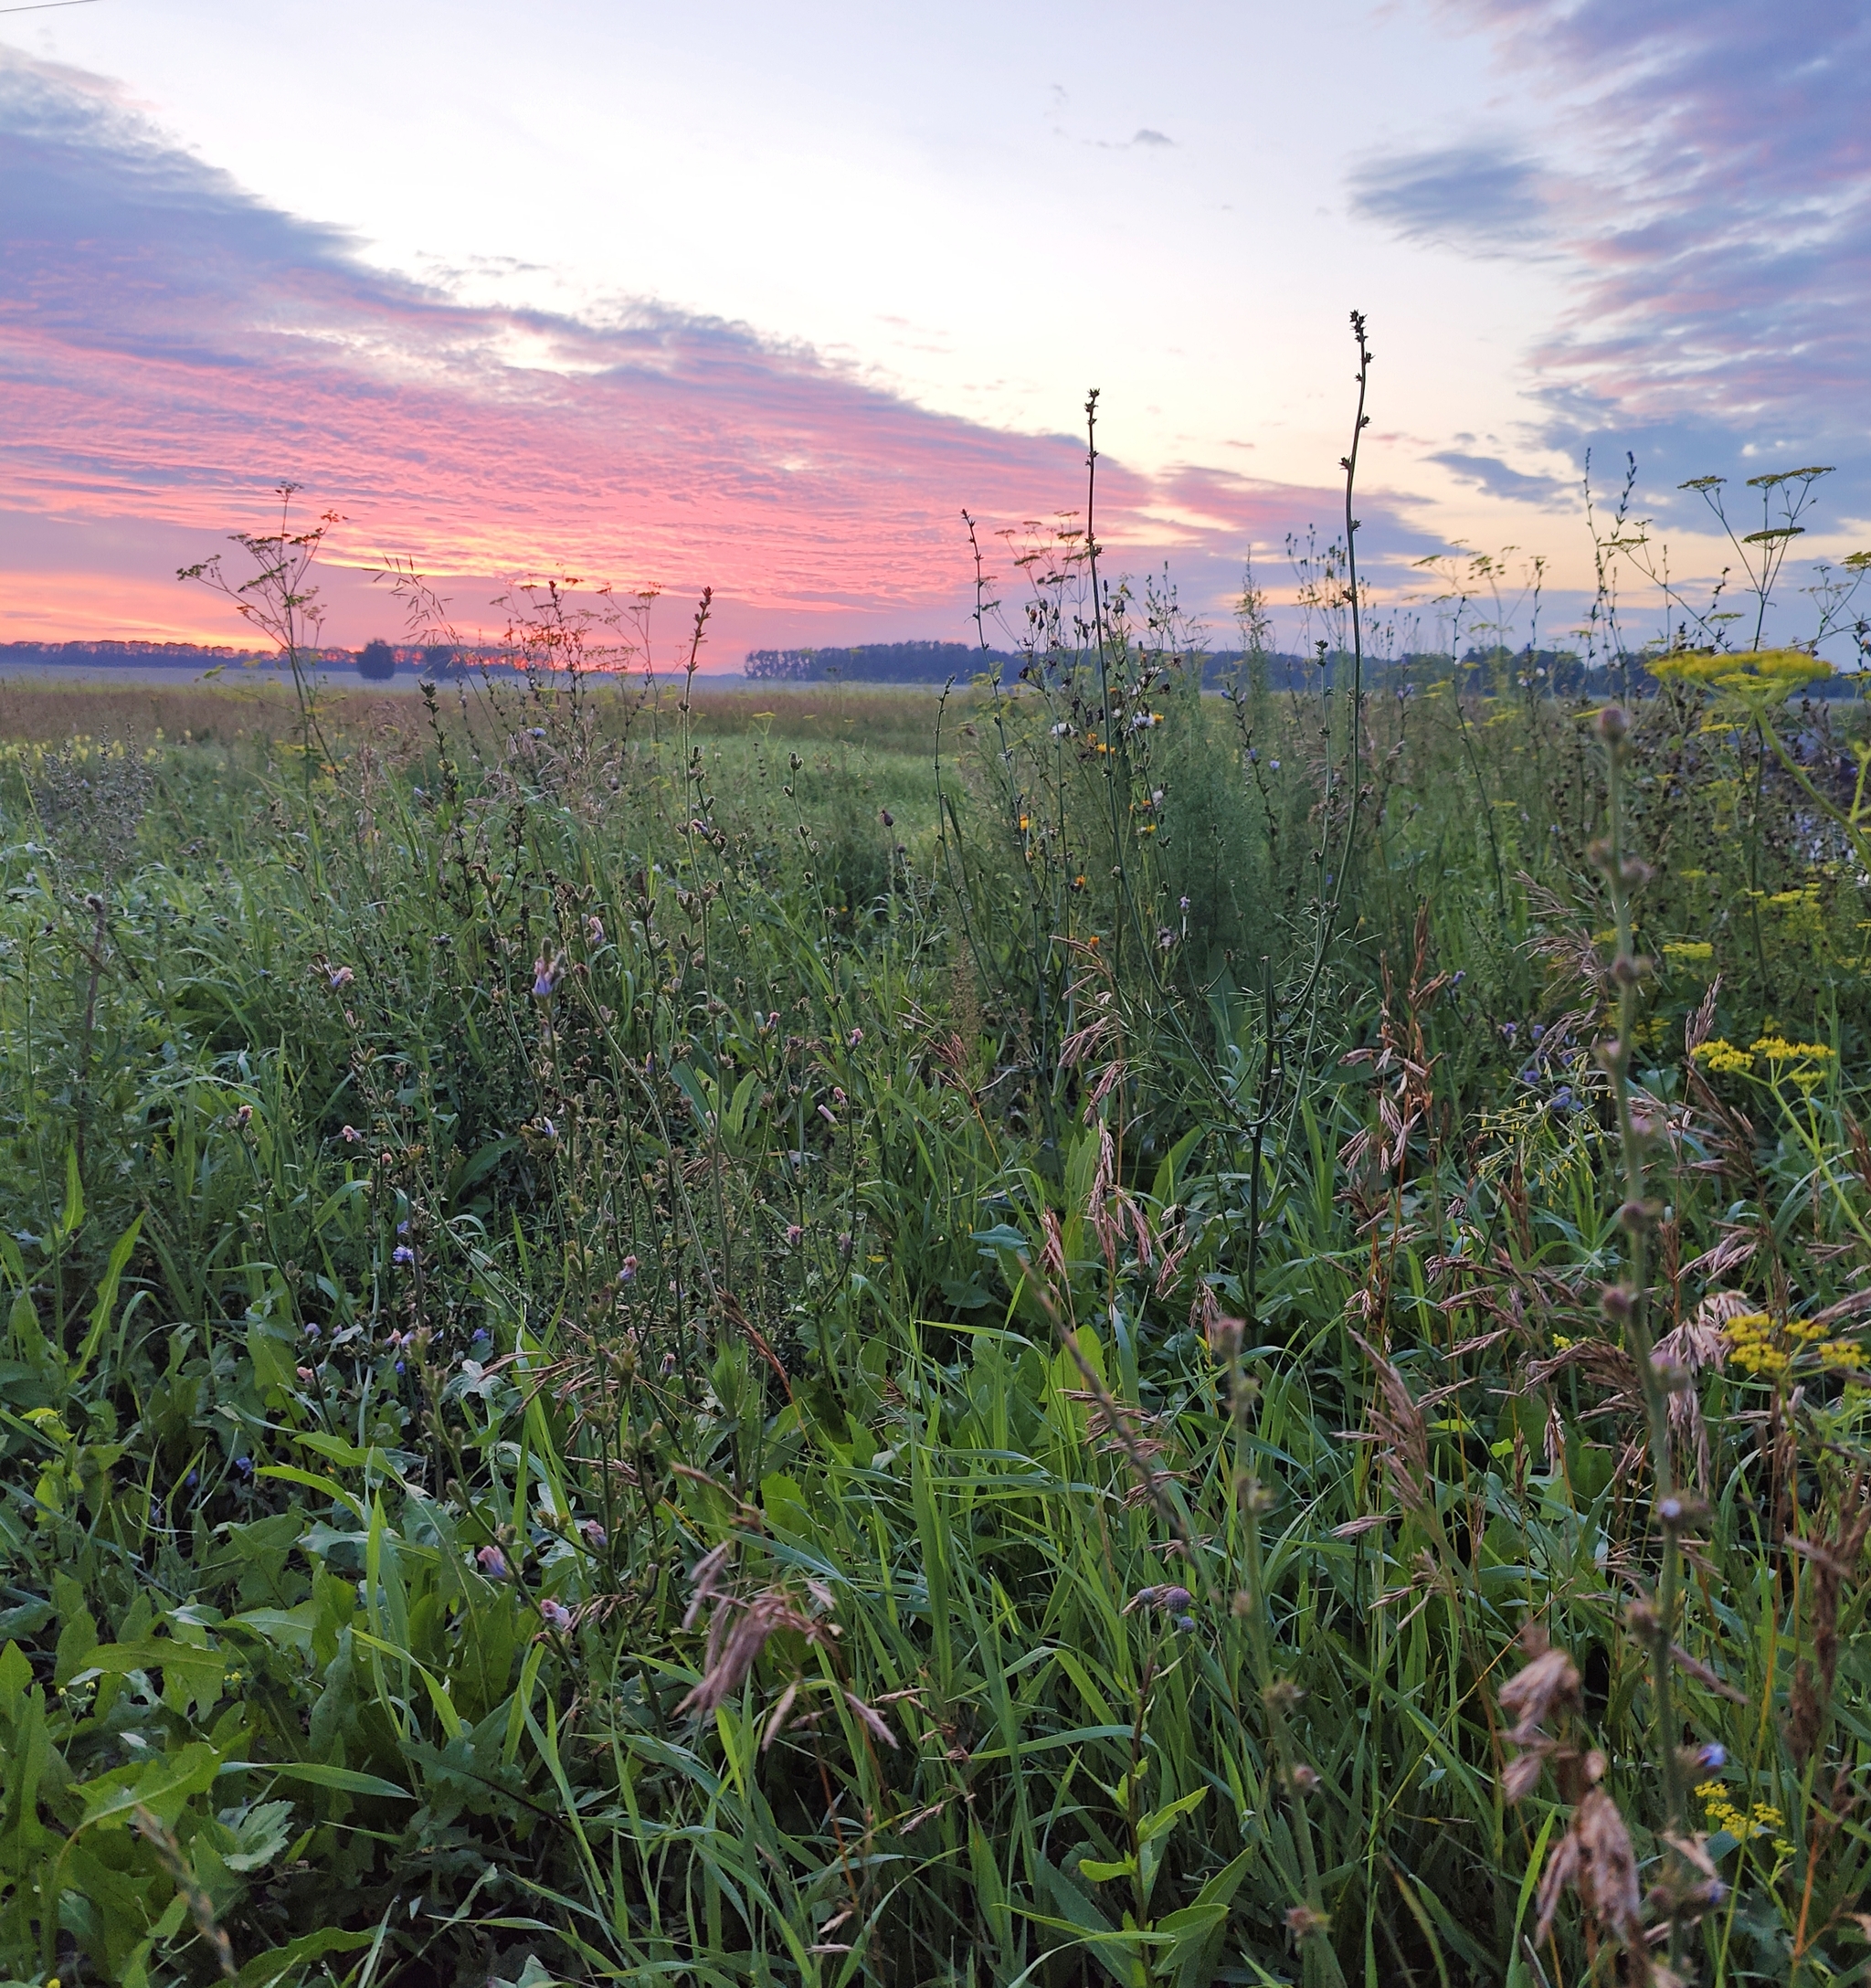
[4,650,1871,1988]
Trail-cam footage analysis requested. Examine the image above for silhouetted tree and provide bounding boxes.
[356,639,396,682]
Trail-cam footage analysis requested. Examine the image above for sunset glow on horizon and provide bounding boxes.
[3,1,1866,664]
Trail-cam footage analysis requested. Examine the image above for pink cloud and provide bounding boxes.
[1,51,1416,659]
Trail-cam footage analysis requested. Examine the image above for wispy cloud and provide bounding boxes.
[1427,449,1571,507]
[1349,144,1551,254]
[1401,4,1871,524]
[0,50,1418,649]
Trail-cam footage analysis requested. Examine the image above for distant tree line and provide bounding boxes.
[745,642,1022,683]
[1,640,273,668]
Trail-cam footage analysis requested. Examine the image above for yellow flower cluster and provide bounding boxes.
[1750,1035,1834,1063]
[1725,1313,1791,1377]
[1722,1312,1866,1378]
[1697,1782,1794,1858]
[1693,1036,1834,1082]
[1663,941,1714,966]
[1654,648,1831,693]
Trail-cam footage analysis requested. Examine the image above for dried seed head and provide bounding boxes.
[1574,1788,1644,1948]
[1499,1644,1581,1743]
[1502,1749,1549,1803]
[1284,1905,1330,1943]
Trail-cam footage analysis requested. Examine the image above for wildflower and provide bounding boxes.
[1693,1037,1755,1077]
[1724,1312,1791,1378]
[340,1124,362,1143]
[233,1455,253,1479]
[327,966,354,989]
[660,1351,678,1378]
[818,1103,838,1126]
[618,1255,639,1283]
[1269,758,1280,771]
[586,915,605,945]
[1663,940,1714,966]
[1821,1339,1866,1370]
[785,1224,804,1244]
[532,952,563,999]
[395,1360,406,1376]
[1179,895,1190,911]
[304,1322,321,1339]
[848,1027,863,1047]
[529,726,545,740]
[540,1598,575,1633]
[578,1519,607,1549]
[1124,1583,1193,1615]
[1018,815,1030,830]
[1051,721,1071,736]
[476,1545,509,1581]
[392,1245,415,1266]
[472,1327,490,1345]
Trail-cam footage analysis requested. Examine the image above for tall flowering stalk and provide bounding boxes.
[1591,704,1696,1960]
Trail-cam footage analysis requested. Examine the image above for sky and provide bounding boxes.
[1,0,1866,665]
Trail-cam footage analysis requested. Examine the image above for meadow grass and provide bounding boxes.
[2,648,1870,1988]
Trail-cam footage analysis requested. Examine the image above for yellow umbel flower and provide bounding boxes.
[1693,1038,1754,1076]
[1725,1312,1792,1378]
[1697,1782,1796,1858]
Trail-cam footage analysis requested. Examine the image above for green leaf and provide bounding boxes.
[76,1740,222,1830]
[223,1760,415,1800]
[57,1146,84,1242]
[231,1925,377,1988]
[69,1211,143,1383]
